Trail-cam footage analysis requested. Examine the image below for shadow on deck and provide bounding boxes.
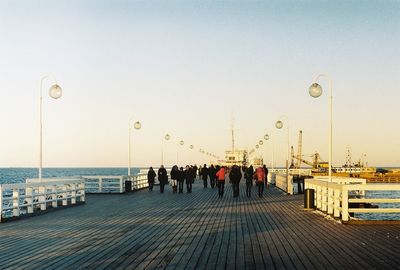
[0,180,399,269]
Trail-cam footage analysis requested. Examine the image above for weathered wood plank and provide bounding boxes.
[0,181,399,270]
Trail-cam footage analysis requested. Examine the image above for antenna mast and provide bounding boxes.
[296,130,303,168]
[231,114,235,152]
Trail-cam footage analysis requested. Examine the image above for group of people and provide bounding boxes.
[147,165,198,194]
[147,164,269,198]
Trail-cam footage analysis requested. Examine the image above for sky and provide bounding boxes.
[0,0,399,168]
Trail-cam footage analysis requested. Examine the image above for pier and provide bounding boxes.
[1,181,399,269]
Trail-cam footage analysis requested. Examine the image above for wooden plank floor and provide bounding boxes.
[1,180,400,270]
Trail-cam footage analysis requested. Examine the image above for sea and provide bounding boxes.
[0,167,140,184]
[1,168,399,220]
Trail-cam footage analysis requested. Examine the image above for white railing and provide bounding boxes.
[128,173,149,190]
[82,173,166,193]
[82,176,126,193]
[270,169,312,195]
[305,177,400,222]
[270,168,312,176]
[1,178,85,222]
[273,173,293,194]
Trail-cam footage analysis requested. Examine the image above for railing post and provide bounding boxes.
[321,184,327,212]
[288,175,293,195]
[80,181,86,202]
[99,177,103,193]
[327,184,334,214]
[334,188,340,218]
[26,187,34,214]
[316,185,322,209]
[13,188,20,217]
[62,185,68,206]
[39,186,46,211]
[71,183,76,205]
[52,185,58,208]
[342,186,349,222]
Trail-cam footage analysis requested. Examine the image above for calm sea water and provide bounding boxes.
[0,168,140,184]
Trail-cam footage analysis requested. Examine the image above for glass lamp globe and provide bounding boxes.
[165,134,170,140]
[190,145,194,149]
[264,134,269,140]
[259,140,263,145]
[134,121,141,130]
[275,120,283,129]
[309,83,323,98]
[49,84,62,99]
[180,140,184,146]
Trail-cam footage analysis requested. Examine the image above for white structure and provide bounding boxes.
[305,177,400,222]
[1,178,85,222]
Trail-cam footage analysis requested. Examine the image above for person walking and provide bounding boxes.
[147,167,156,191]
[254,166,265,197]
[216,166,226,198]
[178,166,185,193]
[158,165,168,193]
[193,164,198,180]
[208,164,217,188]
[202,164,209,188]
[170,165,179,193]
[198,165,203,181]
[185,165,194,193]
[229,165,242,197]
[244,165,254,197]
[263,164,269,190]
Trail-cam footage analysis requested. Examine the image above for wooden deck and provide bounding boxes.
[0,181,399,270]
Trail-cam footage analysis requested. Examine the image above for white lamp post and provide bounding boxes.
[176,140,184,164]
[39,76,62,181]
[264,133,274,170]
[128,118,141,176]
[309,74,333,182]
[275,115,290,193]
[161,133,170,166]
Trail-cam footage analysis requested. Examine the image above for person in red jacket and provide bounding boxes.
[216,166,226,198]
[254,166,265,197]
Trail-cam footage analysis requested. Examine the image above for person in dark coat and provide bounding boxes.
[208,165,217,188]
[185,165,194,193]
[263,164,269,190]
[193,164,198,179]
[244,165,254,197]
[157,165,168,193]
[178,167,185,193]
[229,165,242,197]
[147,167,156,191]
[170,165,179,193]
[202,164,209,188]
[198,165,203,181]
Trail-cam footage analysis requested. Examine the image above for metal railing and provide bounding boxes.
[82,172,170,193]
[82,176,126,193]
[305,177,400,222]
[1,178,85,222]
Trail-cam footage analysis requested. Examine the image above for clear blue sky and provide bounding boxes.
[0,0,399,167]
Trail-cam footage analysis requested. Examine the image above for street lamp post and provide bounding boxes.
[39,76,63,181]
[264,134,274,170]
[128,118,141,176]
[177,140,184,164]
[161,133,171,166]
[275,115,291,194]
[309,74,333,183]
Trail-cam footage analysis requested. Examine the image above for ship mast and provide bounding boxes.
[231,114,235,152]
